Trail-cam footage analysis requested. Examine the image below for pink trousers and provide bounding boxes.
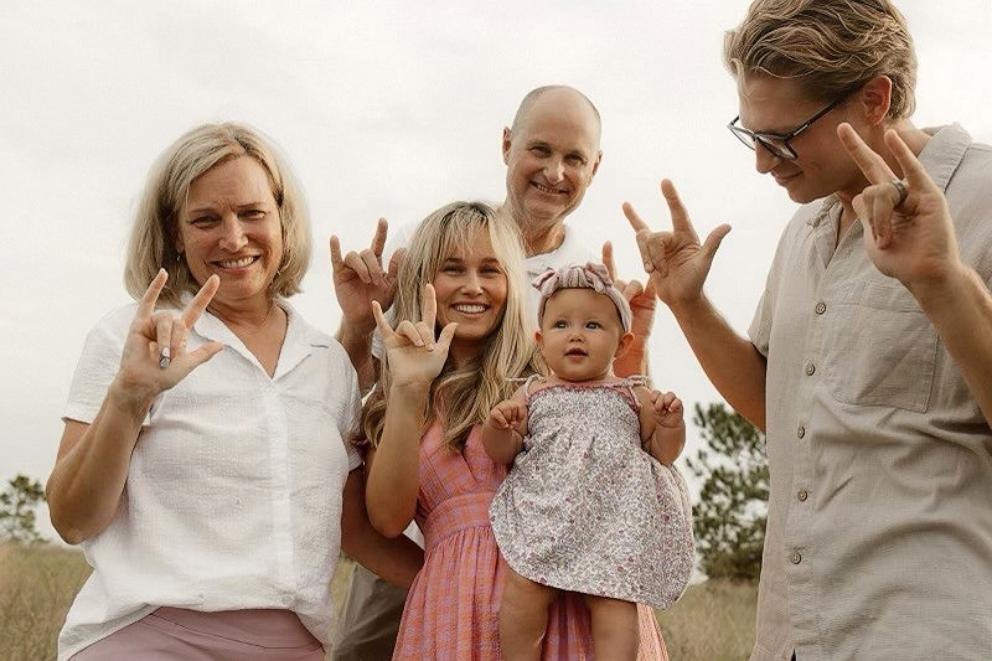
[71,607,324,660]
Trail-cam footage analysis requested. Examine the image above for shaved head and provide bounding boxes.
[510,85,602,144]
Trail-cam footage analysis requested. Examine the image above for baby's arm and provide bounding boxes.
[482,386,529,465]
[636,387,686,466]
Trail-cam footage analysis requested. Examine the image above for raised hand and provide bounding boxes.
[649,390,685,429]
[602,240,656,340]
[331,218,405,335]
[836,123,959,291]
[115,270,224,407]
[486,399,528,436]
[623,179,731,308]
[372,283,457,388]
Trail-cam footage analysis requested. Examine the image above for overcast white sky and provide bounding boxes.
[2,1,990,541]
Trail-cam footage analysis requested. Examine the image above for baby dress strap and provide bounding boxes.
[615,374,650,411]
[507,374,544,405]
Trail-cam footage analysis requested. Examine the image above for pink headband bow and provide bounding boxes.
[533,262,632,331]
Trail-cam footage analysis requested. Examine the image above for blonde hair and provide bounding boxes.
[124,122,311,308]
[724,0,917,119]
[361,201,537,452]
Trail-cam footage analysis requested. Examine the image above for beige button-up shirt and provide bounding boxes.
[748,124,992,660]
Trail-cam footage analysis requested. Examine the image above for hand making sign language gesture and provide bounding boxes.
[116,269,224,409]
[331,218,406,336]
[622,180,732,309]
[371,283,458,389]
[836,123,959,292]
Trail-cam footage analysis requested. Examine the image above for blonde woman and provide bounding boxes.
[362,202,666,659]
[47,123,421,660]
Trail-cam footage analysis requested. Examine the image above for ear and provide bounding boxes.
[174,231,185,255]
[534,328,544,350]
[590,150,603,179]
[856,76,893,127]
[614,330,635,358]
[502,127,513,165]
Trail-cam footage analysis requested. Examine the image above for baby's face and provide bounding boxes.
[537,288,628,382]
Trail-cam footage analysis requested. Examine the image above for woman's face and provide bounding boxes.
[176,156,283,311]
[432,227,509,363]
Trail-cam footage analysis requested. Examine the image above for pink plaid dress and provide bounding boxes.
[392,422,669,660]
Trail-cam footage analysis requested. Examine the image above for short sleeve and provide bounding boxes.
[63,306,135,424]
[748,290,773,358]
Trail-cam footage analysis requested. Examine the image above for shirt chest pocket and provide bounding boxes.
[824,281,939,413]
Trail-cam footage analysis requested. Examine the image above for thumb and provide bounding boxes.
[701,224,732,261]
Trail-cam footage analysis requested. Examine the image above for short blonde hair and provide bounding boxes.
[724,0,917,119]
[362,201,537,452]
[124,122,311,308]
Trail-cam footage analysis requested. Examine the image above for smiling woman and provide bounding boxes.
[45,122,423,660]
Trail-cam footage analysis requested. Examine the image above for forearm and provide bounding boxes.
[669,296,767,430]
[481,424,522,465]
[336,323,376,393]
[614,337,648,378]
[47,383,148,544]
[911,264,992,425]
[365,384,428,537]
[341,470,423,588]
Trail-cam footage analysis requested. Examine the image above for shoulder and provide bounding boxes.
[284,303,358,381]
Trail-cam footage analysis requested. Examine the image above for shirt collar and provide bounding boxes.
[806,124,973,228]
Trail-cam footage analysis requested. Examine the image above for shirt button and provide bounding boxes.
[791,551,802,565]
[805,362,816,376]
[798,489,808,502]
[815,301,827,315]
[797,425,806,439]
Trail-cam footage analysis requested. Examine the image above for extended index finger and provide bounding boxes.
[181,274,220,327]
[622,201,651,233]
[601,241,617,279]
[370,218,388,257]
[660,179,697,236]
[837,122,895,185]
[137,269,169,319]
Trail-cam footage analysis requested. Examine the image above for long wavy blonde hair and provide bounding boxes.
[361,201,536,452]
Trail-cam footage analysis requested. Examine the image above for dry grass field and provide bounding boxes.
[0,546,756,660]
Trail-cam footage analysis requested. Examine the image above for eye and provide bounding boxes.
[552,320,567,329]
[566,154,586,166]
[240,209,266,220]
[190,216,218,227]
[442,264,463,274]
[585,321,602,330]
[529,146,550,156]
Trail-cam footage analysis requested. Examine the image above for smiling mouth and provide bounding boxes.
[213,255,260,269]
[452,303,489,315]
[531,181,568,195]
[773,172,800,186]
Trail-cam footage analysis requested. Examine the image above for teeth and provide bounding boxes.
[533,182,566,194]
[218,256,255,268]
[454,304,486,314]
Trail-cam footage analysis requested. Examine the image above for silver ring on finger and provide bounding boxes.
[890,179,909,207]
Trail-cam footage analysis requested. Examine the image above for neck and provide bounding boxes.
[208,296,279,330]
[508,204,566,257]
[836,119,930,232]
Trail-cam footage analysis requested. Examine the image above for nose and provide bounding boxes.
[461,270,483,294]
[755,142,783,174]
[218,215,247,251]
[544,158,565,185]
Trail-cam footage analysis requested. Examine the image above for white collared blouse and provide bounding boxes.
[58,299,361,660]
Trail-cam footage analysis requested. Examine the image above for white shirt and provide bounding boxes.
[58,299,361,660]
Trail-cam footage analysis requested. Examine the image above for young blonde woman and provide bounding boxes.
[361,201,668,659]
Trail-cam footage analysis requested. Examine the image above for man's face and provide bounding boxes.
[502,91,602,231]
[737,75,865,204]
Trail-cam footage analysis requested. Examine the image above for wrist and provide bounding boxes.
[906,261,973,309]
[107,377,155,418]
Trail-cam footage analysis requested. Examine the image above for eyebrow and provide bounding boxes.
[186,201,268,216]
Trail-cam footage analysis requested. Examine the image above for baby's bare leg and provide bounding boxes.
[499,567,557,661]
[584,594,639,661]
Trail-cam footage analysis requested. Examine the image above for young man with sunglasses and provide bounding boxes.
[626,1,992,659]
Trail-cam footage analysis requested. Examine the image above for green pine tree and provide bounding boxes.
[686,403,768,581]
[0,474,48,544]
